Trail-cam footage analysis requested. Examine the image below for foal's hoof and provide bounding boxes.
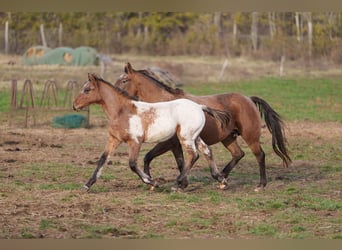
[254,185,265,192]
[149,183,158,191]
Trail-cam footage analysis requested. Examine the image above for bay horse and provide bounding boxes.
[114,62,292,191]
[73,73,231,191]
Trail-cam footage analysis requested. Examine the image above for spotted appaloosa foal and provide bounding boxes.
[73,73,230,191]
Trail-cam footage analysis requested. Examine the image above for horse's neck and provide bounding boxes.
[99,83,131,119]
[138,78,183,102]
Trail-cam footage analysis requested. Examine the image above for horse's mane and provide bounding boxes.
[137,69,184,95]
[93,74,139,101]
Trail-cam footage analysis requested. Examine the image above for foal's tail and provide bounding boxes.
[250,96,292,167]
[202,106,231,128]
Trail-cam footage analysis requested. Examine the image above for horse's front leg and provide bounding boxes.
[128,142,157,188]
[84,136,120,191]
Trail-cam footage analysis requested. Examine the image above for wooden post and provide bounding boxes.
[5,21,9,54]
[218,59,229,81]
[279,55,285,77]
[307,13,313,59]
[10,79,17,109]
[19,79,36,127]
[9,79,17,126]
[58,22,63,47]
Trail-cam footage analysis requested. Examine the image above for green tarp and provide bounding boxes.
[52,114,88,128]
[22,46,99,66]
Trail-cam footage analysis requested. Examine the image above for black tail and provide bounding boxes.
[202,106,231,128]
[250,96,292,167]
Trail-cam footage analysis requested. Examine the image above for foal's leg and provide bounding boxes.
[128,142,157,187]
[175,141,199,190]
[84,136,121,191]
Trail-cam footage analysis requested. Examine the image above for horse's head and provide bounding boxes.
[113,62,139,97]
[73,73,103,111]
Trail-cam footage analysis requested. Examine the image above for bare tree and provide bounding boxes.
[232,13,238,46]
[268,12,276,40]
[327,12,335,40]
[40,24,47,47]
[251,12,258,52]
[295,12,302,42]
[214,12,222,38]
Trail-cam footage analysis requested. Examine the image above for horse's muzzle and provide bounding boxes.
[72,104,80,112]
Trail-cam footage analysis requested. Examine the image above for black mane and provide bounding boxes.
[93,74,139,101]
[137,69,184,95]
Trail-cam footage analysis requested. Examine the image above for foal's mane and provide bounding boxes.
[136,69,184,95]
[93,74,138,101]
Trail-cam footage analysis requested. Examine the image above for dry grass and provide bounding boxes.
[1,53,342,86]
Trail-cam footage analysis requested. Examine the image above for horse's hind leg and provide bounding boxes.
[196,137,225,183]
[249,142,266,192]
[143,136,184,178]
[220,137,245,179]
[84,136,120,191]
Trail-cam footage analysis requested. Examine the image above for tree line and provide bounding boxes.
[1,12,342,63]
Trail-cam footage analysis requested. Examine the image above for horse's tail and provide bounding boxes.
[250,96,292,167]
[202,106,231,128]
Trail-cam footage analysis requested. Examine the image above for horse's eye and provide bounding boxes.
[84,88,90,94]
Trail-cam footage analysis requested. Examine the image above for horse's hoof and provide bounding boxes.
[218,178,228,190]
[254,186,265,192]
[219,183,227,190]
[171,186,185,193]
[82,185,90,192]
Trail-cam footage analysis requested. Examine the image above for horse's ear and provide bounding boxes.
[125,62,134,74]
[88,73,96,81]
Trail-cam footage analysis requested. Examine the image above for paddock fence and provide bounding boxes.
[8,79,89,128]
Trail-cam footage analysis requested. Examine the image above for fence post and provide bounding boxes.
[5,21,9,54]
[19,79,36,127]
[9,79,17,126]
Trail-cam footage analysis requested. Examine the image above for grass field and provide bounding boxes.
[0,55,341,239]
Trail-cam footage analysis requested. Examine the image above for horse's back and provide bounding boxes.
[188,92,262,140]
[133,99,205,143]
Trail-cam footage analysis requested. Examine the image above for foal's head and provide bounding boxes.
[73,73,102,111]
